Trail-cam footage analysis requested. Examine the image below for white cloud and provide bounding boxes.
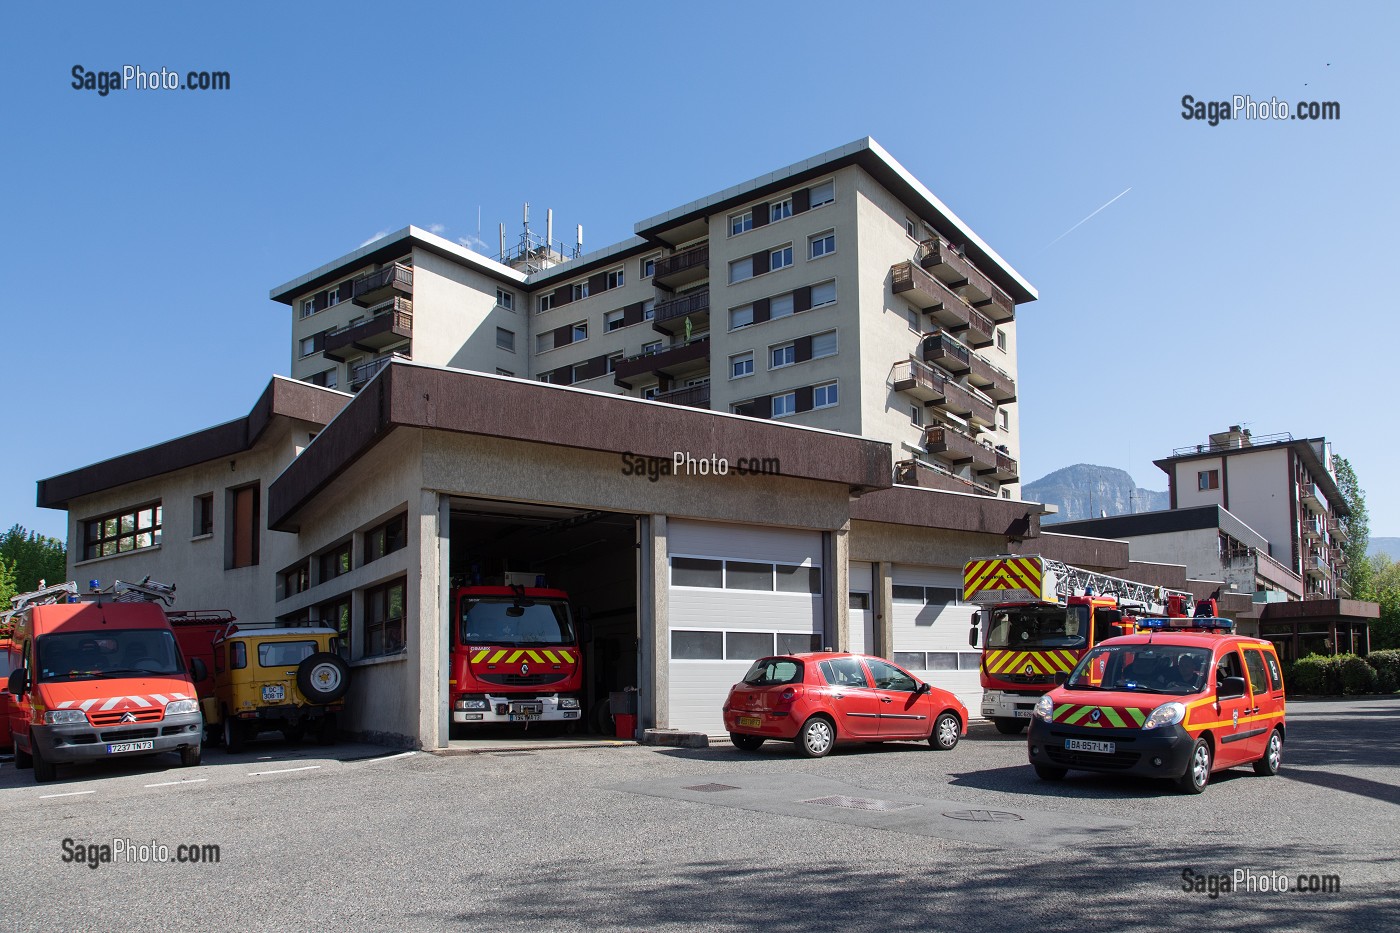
[427,223,446,234]
[358,229,392,248]
[456,233,492,254]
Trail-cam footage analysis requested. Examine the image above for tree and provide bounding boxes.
[0,525,67,594]
[1368,555,1400,650]
[1332,456,1370,598]
[0,556,16,610]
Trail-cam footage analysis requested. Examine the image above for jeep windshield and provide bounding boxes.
[36,629,184,682]
[458,598,575,648]
[1067,644,1214,695]
[985,605,1090,650]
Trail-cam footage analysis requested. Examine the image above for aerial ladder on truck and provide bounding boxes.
[963,555,1194,733]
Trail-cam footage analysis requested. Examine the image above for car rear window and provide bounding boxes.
[742,657,803,686]
[258,640,317,668]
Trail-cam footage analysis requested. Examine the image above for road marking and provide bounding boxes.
[248,765,322,776]
[361,751,415,765]
[144,778,210,788]
[39,791,96,799]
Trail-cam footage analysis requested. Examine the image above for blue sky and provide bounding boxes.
[3,2,1396,542]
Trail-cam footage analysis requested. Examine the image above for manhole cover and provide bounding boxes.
[491,752,535,757]
[683,783,739,792]
[801,795,921,812]
[941,809,1023,822]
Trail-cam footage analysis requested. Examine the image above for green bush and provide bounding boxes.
[1289,655,1331,695]
[1365,649,1400,693]
[1339,655,1378,694]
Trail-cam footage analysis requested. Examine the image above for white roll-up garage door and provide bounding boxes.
[667,519,824,735]
[891,564,981,714]
[847,561,874,655]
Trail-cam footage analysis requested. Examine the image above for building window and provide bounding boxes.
[364,577,406,659]
[729,305,754,330]
[496,368,514,377]
[772,392,796,418]
[84,502,162,560]
[537,294,554,314]
[365,513,407,564]
[642,299,655,321]
[770,293,794,319]
[642,340,663,355]
[771,245,793,271]
[999,409,1010,430]
[193,494,213,537]
[770,343,796,369]
[571,363,589,383]
[641,256,656,278]
[808,231,836,259]
[606,268,624,289]
[496,327,515,352]
[300,296,317,318]
[771,198,793,222]
[326,285,341,308]
[228,484,259,569]
[1199,470,1220,491]
[496,288,515,311]
[811,280,837,307]
[812,330,837,359]
[905,217,918,238]
[996,328,1007,352]
[642,385,659,400]
[910,405,923,427]
[605,309,625,332]
[729,257,753,284]
[322,368,338,389]
[571,282,589,301]
[536,332,555,354]
[729,210,753,236]
[298,336,317,358]
[572,321,588,342]
[908,308,921,332]
[319,540,352,582]
[814,382,839,409]
[281,560,310,600]
[607,354,623,374]
[809,180,835,208]
[731,352,754,379]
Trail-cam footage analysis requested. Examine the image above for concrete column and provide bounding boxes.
[637,514,669,732]
[824,523,850,651]
[874,560,895,660]
[414,489,448,750]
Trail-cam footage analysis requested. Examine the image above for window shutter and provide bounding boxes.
[753,297,771,324]
[793,286,812,314]
[752,250,770,276]
[552,325,573,347]
[315,290,329,310]
[793,188,811,214]
[794,385,815,412]
[752,202,770,228]
[750,395,772,419]
[579,355,607,380]
[622,301,644,326]
[553,285,573,306]
[588,272,607,295]
[794,335,813,363]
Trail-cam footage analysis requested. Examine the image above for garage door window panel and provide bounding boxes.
[672,557,723,588]
[671,630,724,660]
[727,631,775,660]
[726,561,774,591]
[775,563,821,594]
[777,632,822,655]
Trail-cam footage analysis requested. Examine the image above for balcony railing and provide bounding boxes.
[652,383,711,409]
[1302,515,1324,540]
[323,298,413,362]
[652,289,711,336]
[924,425,996,470]
[613,337,711,386]
[889,358,996,429]
[891,262,995,348]
[921,333,971,372]
[982,450,1019,483]
[893,458,997,497]
[654,244,709,287]
[351,262,413,306]
[349,353,406,389]
[1329,518,1349,541]
[1300,482,1324,512]
[916,239,1015,323]
[967,354,1016,402]
[1305,553,1331,579]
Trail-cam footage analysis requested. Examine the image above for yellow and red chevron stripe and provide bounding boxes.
[470,648,576,665]
[983,649,1078,676]
[1052,702,1151,728]
[963,557,1045,600]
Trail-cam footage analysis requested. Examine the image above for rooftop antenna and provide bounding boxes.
[575,224,583,259]
[547,209,554,256]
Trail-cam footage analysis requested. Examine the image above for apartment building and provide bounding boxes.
[272,138,1035,499]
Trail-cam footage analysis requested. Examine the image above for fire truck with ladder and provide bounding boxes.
[964,555,1194,734]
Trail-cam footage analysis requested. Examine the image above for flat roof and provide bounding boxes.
[1154,437,1347,516]
[1053,505,1271,551]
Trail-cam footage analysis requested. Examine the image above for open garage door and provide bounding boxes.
[448,497,639,741]
[848,561,874,655]
[666,519,824,735]
[890,564,981,713]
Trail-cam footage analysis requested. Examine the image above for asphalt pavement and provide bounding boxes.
[0,698,1396,932]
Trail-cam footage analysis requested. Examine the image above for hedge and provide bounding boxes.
[1283,651,1400,695]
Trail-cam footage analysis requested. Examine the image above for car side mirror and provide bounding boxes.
[7,668,28,697]
[1218,675,1247,700]
[189,658,208,682]
[915,682,931,695]
[968,626,979,648]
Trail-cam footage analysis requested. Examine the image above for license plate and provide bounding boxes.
[108,740,155,754]
[738,716,763,728]
[262,685,285,702]
[509,714,540,722]
[1012,710,1033,718]
[1066,738,1115,754]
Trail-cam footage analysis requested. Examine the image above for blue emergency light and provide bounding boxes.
[1137,617,1234,631]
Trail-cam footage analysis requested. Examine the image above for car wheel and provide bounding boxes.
[730,733,765,752]
[32,741,57,783]
[1253,728,1283,776]
[929,712,961,751]
[180,743,202,768]
[1034,763,1067,781]
[297,653,351,704]
[15,743,33,770]
[223,714,246,753]
[795,716,835,758]
[993,718,1027,735]
[1176,738,1212,794]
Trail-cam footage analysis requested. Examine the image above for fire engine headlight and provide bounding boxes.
[165,699,199,716]
[1032,695,1055,722]
[44,709,88,725]
[1142,701,1186,730]
[559,697,580,710]
[455,698,489,711]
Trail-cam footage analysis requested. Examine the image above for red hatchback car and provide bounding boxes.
[722,652,968,758]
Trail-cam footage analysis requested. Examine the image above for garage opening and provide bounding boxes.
[448,497,639,743]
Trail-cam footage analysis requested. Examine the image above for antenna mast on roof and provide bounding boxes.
[497,202,584,273]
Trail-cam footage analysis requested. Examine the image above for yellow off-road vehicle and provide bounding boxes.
[206,626,350,751]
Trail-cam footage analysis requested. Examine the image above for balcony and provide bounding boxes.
[916,239,1015,323]
[1301,515,1324,540]
[652,383,711,409]
[1300,482,1324,512]
[653,244,709,289]
[1330,518,1349,541]
[1305,552,1331,579]
[924,425,996,471]
[351,262,413,306]
[894,458,997,497]
[921,333,971,373]
[979,449,1019,483]
[892,361,997,430]
[891,262,995,348]
[967,354,1016,403]
[349,352,406,390]
[651,289,710,337]
[322,298,413,362]
[613,337,710,388]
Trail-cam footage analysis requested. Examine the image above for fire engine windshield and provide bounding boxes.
[985,605,1090,650]
[35,629,184,682]
[1067,644,1213,695]
[459,598,575,647]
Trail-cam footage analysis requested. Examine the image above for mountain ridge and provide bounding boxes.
[1023,464,1169,524]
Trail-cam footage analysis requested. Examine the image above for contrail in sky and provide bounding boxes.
[1046,187,1132,247]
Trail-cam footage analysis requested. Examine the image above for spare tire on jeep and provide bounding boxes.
[297,652,350,704]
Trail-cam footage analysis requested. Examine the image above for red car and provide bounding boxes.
[722,652,968,758]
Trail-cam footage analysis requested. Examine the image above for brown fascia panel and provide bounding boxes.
[849,485,1041,539]
[1123,561,1190,591]
[267,363,893,532]
[1260,599,1379,621]
[1007,534,1130,573]
[36,378,349,511]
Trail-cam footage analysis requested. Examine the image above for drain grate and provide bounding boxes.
[683,783,739,792]
[801,795,921,812]
[941,809,1023,822]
